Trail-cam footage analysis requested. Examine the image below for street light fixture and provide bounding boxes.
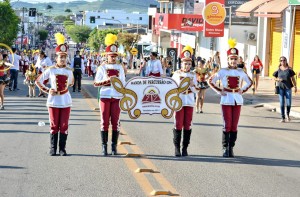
[97,17,123,33]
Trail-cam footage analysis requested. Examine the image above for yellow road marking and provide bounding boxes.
[82,86,180,196]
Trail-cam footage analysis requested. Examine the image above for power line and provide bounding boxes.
[111,0,152,8]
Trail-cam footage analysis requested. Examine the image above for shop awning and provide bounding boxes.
[236,0,272,17]
[254,0,289,18]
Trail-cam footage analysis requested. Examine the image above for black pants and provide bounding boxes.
[73,70,82,91]
[9,69,18,90]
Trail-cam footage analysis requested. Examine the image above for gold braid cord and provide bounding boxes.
[162,77,190,119]
[111,77,141,119]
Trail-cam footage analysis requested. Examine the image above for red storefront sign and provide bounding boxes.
[203,0,226,37]
[155,13,204,32]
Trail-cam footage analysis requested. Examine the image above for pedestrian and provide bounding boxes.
[212,51,221,74]
[250,55,263,91]
[273,56,297,122]
[8,47,21,91]
[139,57,147,77]
[121,60,128,77]
[208,39,253,158]
[35,51,52,97]
[35,33,74,156]
[237,56,247,73]
[70,50,84,92]
[172,45,198,157]
[94,34,126,156]
[0,53,13,110]
[24,65,37,98]
[145,52,163,77]
[194,59,211,113]
[91,59,98,80]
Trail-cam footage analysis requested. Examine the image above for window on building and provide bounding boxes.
[139,17,142,20]
[126,17,129,20]
[97,16,100,19]
[90,16,95,23]
[112,16,114,19]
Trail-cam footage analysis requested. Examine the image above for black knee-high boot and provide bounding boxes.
[229,132,237,157]
[182,129,191,156]
[173,128,182,157]
[222,132,230,157]
[101,131,108,155]
[59,133,68,156]
[49,133,58,156]
[111,130,119,155]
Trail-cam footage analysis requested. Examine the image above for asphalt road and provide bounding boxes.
[1,74,300,197]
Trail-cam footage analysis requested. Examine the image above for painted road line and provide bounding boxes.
[82,86,180,196]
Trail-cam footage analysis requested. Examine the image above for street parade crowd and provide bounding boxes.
[0,32,298,158]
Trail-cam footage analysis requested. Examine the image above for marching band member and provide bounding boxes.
[94,34,126,156]
[145,52,163,77]
[209,39,252,158]
[172,46,199,157]
[25,65,37,98]
[0,53,13,110]
[36,33,74,156]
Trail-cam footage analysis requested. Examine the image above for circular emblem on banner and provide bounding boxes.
[111,45,117,52]
[60,45,67,52]
[203,2,226,26]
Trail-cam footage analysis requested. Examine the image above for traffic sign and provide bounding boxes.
[130,47,138,55]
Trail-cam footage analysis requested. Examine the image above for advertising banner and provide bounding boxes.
[155,13,204,32]
[111,77,190,119]
[203,0,226,37]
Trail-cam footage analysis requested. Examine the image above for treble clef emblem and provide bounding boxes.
[111,77,141,119]
[162,77,190,119]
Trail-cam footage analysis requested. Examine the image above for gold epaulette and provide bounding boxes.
[48,65,56,69]
[65,66,73,71]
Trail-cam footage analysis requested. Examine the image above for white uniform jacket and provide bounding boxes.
[36,66,74,108]
[35,57,52,73]
[145,59,163,76]
[94,64,126,99]
[209,68,253,105]
[172,70,198,107]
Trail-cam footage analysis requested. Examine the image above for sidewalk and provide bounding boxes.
[127,68,300,119]
[243,77,300,119]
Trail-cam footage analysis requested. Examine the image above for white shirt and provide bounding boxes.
[35,57,52,73]
[94,64,126,99]
[172,70,198,107]
[145,59,163,76]
[9,53,21,70]
[36,66,74,108]
[209,68,253,105]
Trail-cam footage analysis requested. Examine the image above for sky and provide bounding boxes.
[11,0,97,3]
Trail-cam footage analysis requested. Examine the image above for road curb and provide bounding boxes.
[257,103,300,119]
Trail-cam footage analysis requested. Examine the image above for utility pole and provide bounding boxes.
[20,7,25,49]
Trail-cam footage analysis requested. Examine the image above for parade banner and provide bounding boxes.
[111,77,190,119]
[203,0,226,37]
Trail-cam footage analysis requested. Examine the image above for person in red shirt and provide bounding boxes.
[250,55,263,91]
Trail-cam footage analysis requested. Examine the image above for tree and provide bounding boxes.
[65,25,92,44]
[54,15,67,23]
[87,28,119,52]
[38,29,49,41]
[65,9,72,13]
[63,20,75,27]
[0,1,20,46]
[46,5,53,10]
[117,32,141,68]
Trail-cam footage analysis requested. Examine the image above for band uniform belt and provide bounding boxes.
[56,89,69,95]
[223,88,240,93]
